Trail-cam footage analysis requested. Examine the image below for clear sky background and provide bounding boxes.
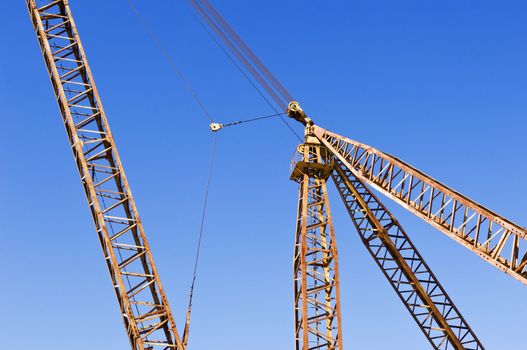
[1,0,526,349]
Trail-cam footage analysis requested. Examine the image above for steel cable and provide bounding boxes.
[187,0,303,141]
[127,0,214,123]
[127,0,301,346]
[182,132,217,346]
[218,112,286,128]
[198,0,293,104]
[190,1,287,111]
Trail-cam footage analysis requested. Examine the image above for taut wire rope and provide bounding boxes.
[127,0,214,123]
[126,1,304,345]
[183,132,217,345]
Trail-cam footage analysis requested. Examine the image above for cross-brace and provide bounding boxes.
[291,126,484,350]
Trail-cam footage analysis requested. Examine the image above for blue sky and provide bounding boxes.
[1,0,526,349]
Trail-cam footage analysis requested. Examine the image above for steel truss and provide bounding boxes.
[332,160,483,350]
[27,0,525,348]
[314,126,527,285]
[291,128,486,349]
[26,1,183,349]
[292,138,343,350]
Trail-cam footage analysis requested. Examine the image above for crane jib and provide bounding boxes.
[26,1,184,349]
[314,125,527,285]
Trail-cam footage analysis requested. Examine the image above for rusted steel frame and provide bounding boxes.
[292,142,343,350]
[331,161,484,350]
[314,126,527,285]
[294,171,310,350]
[26,1,183,349]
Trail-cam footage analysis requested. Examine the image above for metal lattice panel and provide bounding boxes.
[27,0,513,347]
[26,1,183,349]
[331,160,484,350]
[315,126,527,285]
[292,142,343,350]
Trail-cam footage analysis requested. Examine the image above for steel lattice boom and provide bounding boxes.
[314,126,527,285]
[331,160,483,350]
[26,1,183,349]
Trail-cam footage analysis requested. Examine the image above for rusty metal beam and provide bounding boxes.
[331,160,484,350]
[314,125,527,285]
[26,1,183,349]
[291,138,343,350]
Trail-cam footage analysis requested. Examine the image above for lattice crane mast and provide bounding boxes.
[26,1,184,349]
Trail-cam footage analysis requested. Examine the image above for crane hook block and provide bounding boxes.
[210,123,224,132]
[287,101,314,126]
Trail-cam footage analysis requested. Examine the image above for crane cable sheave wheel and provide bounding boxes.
[210,122,224,132]
[287,100,314,126]
[208,100,314,133]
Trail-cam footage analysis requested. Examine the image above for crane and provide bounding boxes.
[26,1,184,349]
[26,1,526,350]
